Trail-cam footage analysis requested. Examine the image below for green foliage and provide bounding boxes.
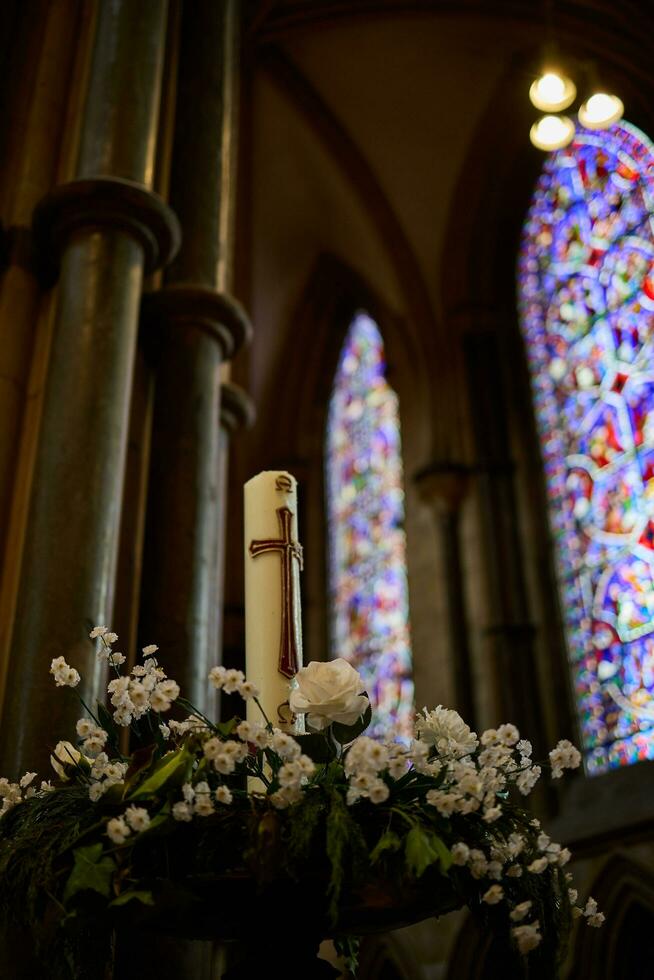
[404,826,452,878]
[325,790,368,921]
[331,701,373,746]
[127,746,193,800]
[109,890,154,907]
[369,829,402,864]
[63,843,115,904]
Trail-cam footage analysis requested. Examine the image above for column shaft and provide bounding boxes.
[139,0,250,716]
[464,330,547,750]
[0,0,174,776]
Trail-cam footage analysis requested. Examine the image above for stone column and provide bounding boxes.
[216,382,255,666]
[463,328,547,750]
[139,0,252,716]
[414,461,476,728]
[0,0,179,776]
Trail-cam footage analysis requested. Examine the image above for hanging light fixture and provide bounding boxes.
[529,70,577,112]
[530,114,575,151]
[578,91,624,130]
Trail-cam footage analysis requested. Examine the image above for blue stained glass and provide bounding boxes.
[518,120,654,774]
[326,313,414,740]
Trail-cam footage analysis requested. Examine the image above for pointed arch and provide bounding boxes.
[518,121,654,774]
[326,311,414,738]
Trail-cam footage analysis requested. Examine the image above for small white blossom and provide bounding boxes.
[510,901,532,922]
[50,657,80,688]
[104,632,118,645]
[215,785,233,805]
[142,644,159,657]
[89,626,108,639]
[512,922,542,954]
[88,781,106,802]
[496,724,520,746]
[125,806,151,833]
[451,843,470,866]
[19,772,37,789]
[549,740,582,778]
[271,731,301,761]
[159,723,171,739]
[506,864,523,877]
[516,765,541,795]
[528,857,548,874]
[483,806,502,823]
[368,779,390,803]
[106,817,130,845]
[76,718,95,738]
[482,885,504,905]
[172,801,193,822]
[149,690,171,713]
[208,665,228,689]
[237,680,260,700]
[587,913,605,928]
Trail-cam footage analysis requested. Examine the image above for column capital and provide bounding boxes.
[32,177,181,281]
[414,460,471,515]
[142,283,252,359]
[220,381,256,434]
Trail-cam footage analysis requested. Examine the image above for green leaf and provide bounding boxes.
[110,890,155,907]
[123,743,156,791]
[295,733,334,764]
[127,746,193,799]
[404,827,452,878]
[63,843,116,904]
[215,718,238,737]
[331,701,372,745]
[370,830,402,864]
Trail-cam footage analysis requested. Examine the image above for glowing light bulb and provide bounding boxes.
[529,71,576,111]
[529,114,575,151]
[578,92,624,129]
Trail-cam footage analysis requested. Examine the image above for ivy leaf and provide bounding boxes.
[370,830,402,864]
[404,827,452,878]
[127,746,193,799]
[63,844,115,904]
[331,700,373,746]
[215,718,237,738]
[110,890,154,907]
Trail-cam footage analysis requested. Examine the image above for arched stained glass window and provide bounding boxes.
[518,121,654,774]
[326,312,414,740]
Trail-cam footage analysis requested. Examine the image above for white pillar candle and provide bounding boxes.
[244,471,304,731]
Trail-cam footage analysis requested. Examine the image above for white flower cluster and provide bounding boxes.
[549,739,582,779]
[49,656,80,688]
[344,737,394,804]
[88,754,128,802]
[416,706,479,757]
[76,718,108,757]
[105,647,180,727]
[170,781,234,822]
[0,773,53,816]
[106,805,151,845]
[208,666,259,701]
[90,626,125,667]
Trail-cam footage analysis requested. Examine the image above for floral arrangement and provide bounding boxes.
[0,628,602,979]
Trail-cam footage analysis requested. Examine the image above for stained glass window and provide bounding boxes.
[518,120,654,774]
[326,312,414,740]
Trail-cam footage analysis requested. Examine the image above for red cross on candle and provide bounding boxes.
[249,507,303,678]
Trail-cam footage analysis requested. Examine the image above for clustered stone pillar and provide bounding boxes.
[415,461,476,728]
[463,328,547,751]
[216,382,256,669]
[0,0,179,777]
[138,0,252,717]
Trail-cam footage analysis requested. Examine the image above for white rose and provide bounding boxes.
[288,659,369,731]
